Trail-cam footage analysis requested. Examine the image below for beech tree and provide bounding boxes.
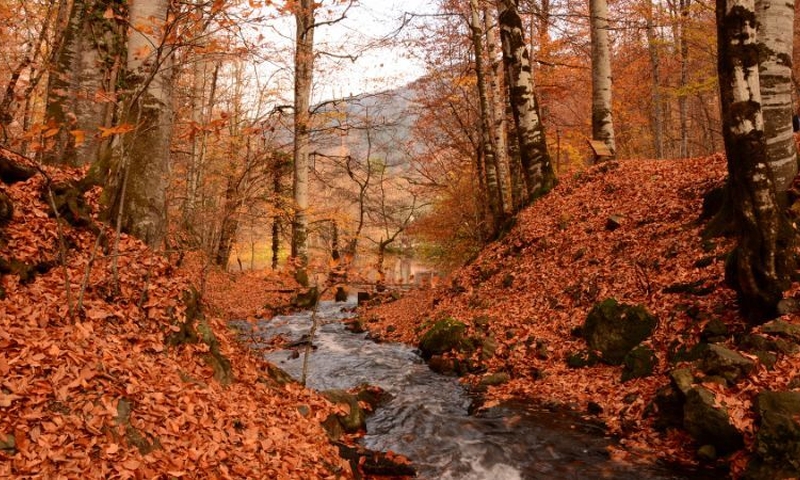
[44,0,123,166]
[292,0,315,286]
[590,0,616,157]
[103,0,174,248]
[497,0,556,203]
[716,0,792,321]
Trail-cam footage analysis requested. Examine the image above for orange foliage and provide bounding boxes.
[362,153,800,473]
[0,165,351,478]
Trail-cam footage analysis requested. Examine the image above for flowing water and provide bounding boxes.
[241,300,719,480]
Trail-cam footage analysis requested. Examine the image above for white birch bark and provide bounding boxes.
[717,0,790,320]
[498,0,556,202]
[756,0,797,191]
[590,0,616,157]
[483,8,512,212]
[470,0,504,230]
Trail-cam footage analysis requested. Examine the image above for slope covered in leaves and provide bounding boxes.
[0,166,350,478]
[363,154,800,471]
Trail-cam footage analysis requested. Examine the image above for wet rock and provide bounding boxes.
[354,384,389,411]
[582,299,657,365]
[479,372,510,387]
[334,286,348,302]
[746,391,800,479]
[419,318,467,359]
[322,390,367,436]
[683,386,743,455]
[698,344,755,384]
[343,318,366,334]
[428,355,457,375]
[621,345,657,382]
[335,442,416,478]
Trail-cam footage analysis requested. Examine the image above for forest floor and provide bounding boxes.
[359,153,800,476]
[0,165,355,478]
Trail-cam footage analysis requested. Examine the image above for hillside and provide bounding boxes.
[0,161,351,478]
[361,154,800,476]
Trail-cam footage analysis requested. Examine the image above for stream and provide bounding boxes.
[241,300,719,480]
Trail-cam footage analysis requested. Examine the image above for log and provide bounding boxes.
[0,146,36,184]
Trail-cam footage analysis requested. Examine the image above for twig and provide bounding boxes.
[43,183,75,319]
[77,229,106,310]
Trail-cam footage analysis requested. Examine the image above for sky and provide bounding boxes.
[250,0,441,104]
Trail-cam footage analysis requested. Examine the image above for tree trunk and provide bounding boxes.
[484,8,512,213]
[44,0,122,167]
[271,158,283,271]
[756,0,798,191]
[497,0,556,203]
[679,0,691,158]
[470,0,504,233]
[590,0,616,158]
[292,0,315,287]
[104,0,172,248]
[215,178,239,268]
[717,0,792,321]
[645,0,664,159]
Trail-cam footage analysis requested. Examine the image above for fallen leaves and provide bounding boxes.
[362,153,800,472]
[0,164,352,478]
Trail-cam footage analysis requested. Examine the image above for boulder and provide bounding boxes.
[698,344,755,384]
[761,320,800,343]
[621,345,657,382]
[292,287,319,309]
[356,291,371,304]
[669,368,695,395]
[583,299,657,365]
[701,318,729,343]
[419,318,468,359]
[566,350,600,369]
[321,390,367,437]
[683,386,743,455]
[746,391,800,479]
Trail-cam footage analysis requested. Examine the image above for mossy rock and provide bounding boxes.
[683,386,743,455]
[583,298,657,365]
[621,345,657,382]
[479,372,510,387]
[747,391,800,479]
[419,318,467,360]
[321,390,366,437]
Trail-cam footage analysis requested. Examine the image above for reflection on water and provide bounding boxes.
[240,300,718,480]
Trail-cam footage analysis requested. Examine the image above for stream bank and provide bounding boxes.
[242,299,722,479]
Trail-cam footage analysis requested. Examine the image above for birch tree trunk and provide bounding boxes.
[483,8,512,213]
[292,0,315,286]
[104,0,173,248]
[645,0,664,159]
[498,0,556,203]
[470,0,504,233]
[590,0,616,157]
[45,0,122,167]
[717,0,792,321]
[678,0,691,158]
[756,0,797,191]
